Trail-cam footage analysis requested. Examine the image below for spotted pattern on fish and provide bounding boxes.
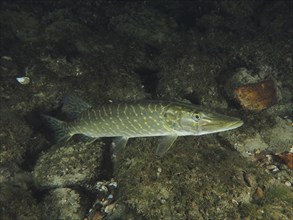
[67,102,170,138]
[42,97,243,157]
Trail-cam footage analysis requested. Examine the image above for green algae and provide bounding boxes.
[263,185,293,205]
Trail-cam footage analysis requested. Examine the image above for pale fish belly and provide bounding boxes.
[68,102,173,138]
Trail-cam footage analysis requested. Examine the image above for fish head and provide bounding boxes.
[186,110,244,135]
[165,104,243,135]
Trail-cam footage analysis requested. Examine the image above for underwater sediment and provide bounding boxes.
[0,0,292,219]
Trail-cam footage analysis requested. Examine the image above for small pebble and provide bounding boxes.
[107,194,114,200]
[96,182,104,188]
[243,172,255,187]
[253,187,264,201]
[108,181,117,188]
[100,185,108,193]
[267,164,279,172]
[104,204,115,214]
[157,167,162,177]
[232,199,239,206]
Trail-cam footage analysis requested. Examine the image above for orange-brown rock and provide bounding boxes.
[276,152,293,169]
[234,79,277,111]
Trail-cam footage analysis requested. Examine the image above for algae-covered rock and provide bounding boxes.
[114,136,265,219]
[40,188,88,220]
[33,141,103,189]
[157,49,228,108]
[0,110,32,165]
[110,3,178,46]
[0,184,41,220]
[0,10,40,43]
[260,117,293,153]
[114,134,293,219]
[220,126,269,157]
[239,184,293,219]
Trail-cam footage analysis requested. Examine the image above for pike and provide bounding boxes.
[42,96,243,157]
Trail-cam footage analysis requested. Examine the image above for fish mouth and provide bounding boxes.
[195,112,244,135]
[219,118,244,132]
[196,118,243,135]
[203,116,243,133]
[228,120,243,129]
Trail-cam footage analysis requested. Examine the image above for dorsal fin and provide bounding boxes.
[61,95,91,119]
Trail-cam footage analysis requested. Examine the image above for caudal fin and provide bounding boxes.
[42,115,71,143]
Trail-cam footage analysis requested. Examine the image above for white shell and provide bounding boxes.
[16,76,30,85]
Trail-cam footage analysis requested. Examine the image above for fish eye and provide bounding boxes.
[194,114,201,120]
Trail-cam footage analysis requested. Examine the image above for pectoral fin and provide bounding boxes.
[155,135,178,157]
[78,135,98,145]
[112,137,129,156]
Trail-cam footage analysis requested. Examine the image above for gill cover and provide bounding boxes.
[163,105,201,135]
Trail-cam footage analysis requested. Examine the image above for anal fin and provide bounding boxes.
[78,135,98,145]
[155,135,178,157]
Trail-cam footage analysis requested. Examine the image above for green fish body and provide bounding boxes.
[43,96,243,157]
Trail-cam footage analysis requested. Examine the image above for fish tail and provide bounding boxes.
[42,115,71,143]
